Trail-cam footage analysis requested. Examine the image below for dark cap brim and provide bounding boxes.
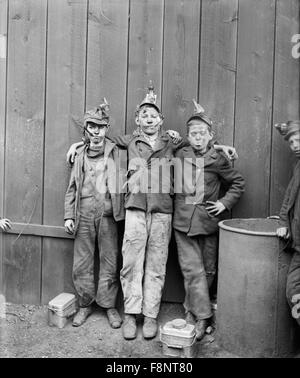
[138,102,161,114]
[187,114,212,128]
[84,117,109,126]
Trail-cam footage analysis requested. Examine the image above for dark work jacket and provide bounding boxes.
[173,145,245,236]
[279,160,300,252]
[64,139,125,234]
[109,131,184,214]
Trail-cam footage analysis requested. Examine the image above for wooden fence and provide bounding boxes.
[0,0,299,304]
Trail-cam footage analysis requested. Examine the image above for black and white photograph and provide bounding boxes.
[0,0,300,363]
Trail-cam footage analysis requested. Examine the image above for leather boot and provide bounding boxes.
[122,314,137,340]
[72,306,92,327]
[143,316,158,339]
[195,318,208,340]
[106,308,122,329]
[185,311,196,325]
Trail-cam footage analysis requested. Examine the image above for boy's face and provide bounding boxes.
[187,122,213,153]
[136,106,162,136]
[288,132,300,158]
[86,122,108,145]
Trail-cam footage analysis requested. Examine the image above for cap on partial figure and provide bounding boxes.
[274,120,300,141]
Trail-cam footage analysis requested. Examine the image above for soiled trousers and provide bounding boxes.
[286,250,300,326]
[73,208,119,308]
[120,209,172,318]
[174,230,218,320]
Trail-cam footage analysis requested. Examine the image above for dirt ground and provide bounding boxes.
[0,302,239,358]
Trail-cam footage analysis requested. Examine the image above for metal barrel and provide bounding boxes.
[217,218,298,357]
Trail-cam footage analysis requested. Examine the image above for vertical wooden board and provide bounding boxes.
[270,0,300,216]
[42,0,87,303]
[42,239,75,304]
[126,0,164,134]
[233,0,276,218]
[86,0,129,135]
[4,0,47,303]
[0,0,8,298]
[199,0,238,146]
[3,234,43,304]
[162,0,201,133]
[161,0,200,302]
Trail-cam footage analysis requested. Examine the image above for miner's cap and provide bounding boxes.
[274,120,300,141]
[187,99,213,129]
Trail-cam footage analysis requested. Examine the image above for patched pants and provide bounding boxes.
[73,206,119,308]
[286,250,300,326]
[174,230,218,320]
[120,209,172,318]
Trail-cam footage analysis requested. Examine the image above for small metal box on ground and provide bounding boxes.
[48,293,77,329]
[160,319,197,358]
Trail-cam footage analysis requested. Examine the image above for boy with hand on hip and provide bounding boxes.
[173,101,245,340]
[275,120,300,326]
[64,100,124,329]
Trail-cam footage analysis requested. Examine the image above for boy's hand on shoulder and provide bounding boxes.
[206,201,226,216]
[66,142,84,165]
[215,145,238,161]
[132,127,141,137]
[166,130,182,144]
[276,227,290,239]
[0,218,11,232]
[64,219,75,234]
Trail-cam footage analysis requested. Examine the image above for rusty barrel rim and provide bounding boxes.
[218,218,279,237]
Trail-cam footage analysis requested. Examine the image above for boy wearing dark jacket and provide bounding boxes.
[64,101,124,328]
[173,102,245,340]
[275,120,300,326]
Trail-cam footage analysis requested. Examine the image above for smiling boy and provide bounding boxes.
[173,102,245,340]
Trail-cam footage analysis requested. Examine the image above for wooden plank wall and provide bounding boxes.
[0,0,8,300]
[4,0,47,303]
[1,0,299,304]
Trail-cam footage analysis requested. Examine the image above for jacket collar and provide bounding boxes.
[180,144,218,167]
[104,138,116,158]
[134,131,170,153]
[76,138,116,159]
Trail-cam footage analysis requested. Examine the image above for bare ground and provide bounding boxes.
[0,302,238,358]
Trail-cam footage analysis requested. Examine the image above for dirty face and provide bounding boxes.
[136,106,162,136]
[187,123,213,153]
[288,132,300,158]
[86,122,108,146]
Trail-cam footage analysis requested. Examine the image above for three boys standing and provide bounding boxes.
[64,85,245,340]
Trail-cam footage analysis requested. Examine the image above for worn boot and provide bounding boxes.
[195,319,208,341]
[106,308,122,329]
[143,316,158,339]
[185,311,196,325]
[122,314,137,340]
[72,306,92,327]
